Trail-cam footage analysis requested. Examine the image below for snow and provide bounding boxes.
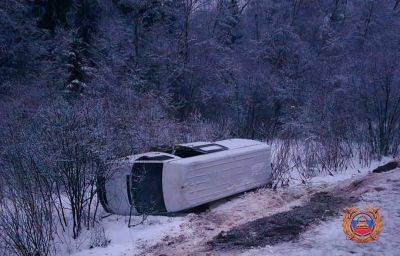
[308,156,393,186]
[179,139,264,150]
[241,167,400,256]
[69,157,399,256]
[70,215,184,256]
[215,138,265,149]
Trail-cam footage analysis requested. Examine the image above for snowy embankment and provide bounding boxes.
[71,157,398,256]
[70,215,184,256]
[241,165,400,256]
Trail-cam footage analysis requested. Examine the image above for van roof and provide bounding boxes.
[179,139,263,150]
[109,139,266,165]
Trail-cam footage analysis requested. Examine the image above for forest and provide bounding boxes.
[1,0,400,255]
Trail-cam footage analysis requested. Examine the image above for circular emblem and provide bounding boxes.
[342,207,383,244]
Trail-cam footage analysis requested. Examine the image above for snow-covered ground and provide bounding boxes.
[70,157,399,256]
[68,215,184,256]
[241,166,400,256]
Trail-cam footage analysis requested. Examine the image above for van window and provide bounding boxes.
[137,155,173,161]
[171,143,228,158]
[171,146,204,158]
[194,143,228,153]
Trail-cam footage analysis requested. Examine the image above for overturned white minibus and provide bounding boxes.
[97,139,271,215]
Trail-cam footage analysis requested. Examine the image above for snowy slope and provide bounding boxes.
[71,158,398,256]
[69,215,184,256]
[241,168,400,256]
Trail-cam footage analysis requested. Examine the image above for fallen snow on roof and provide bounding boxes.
[216,138,265,149]
[179,139,266,150]
[179,141,210,147]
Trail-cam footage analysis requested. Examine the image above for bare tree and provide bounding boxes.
[0,136,55,256]
[353,54,400,157]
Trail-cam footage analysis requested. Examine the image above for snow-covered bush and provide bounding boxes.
[0,141,55,256]
[271,138,368,188]
[89,223,110,249]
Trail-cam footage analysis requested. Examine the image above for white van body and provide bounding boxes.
[98,139,271,215]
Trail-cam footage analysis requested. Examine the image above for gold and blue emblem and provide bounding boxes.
[342,207,383,244]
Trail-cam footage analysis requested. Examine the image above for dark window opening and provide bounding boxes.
[137,155,173,161]
[145,144,228,159]
[96,175,113,213]
[170,146,205,158]
[131,162,167,214]
[171,144,228,158]
[126,175,132,205]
